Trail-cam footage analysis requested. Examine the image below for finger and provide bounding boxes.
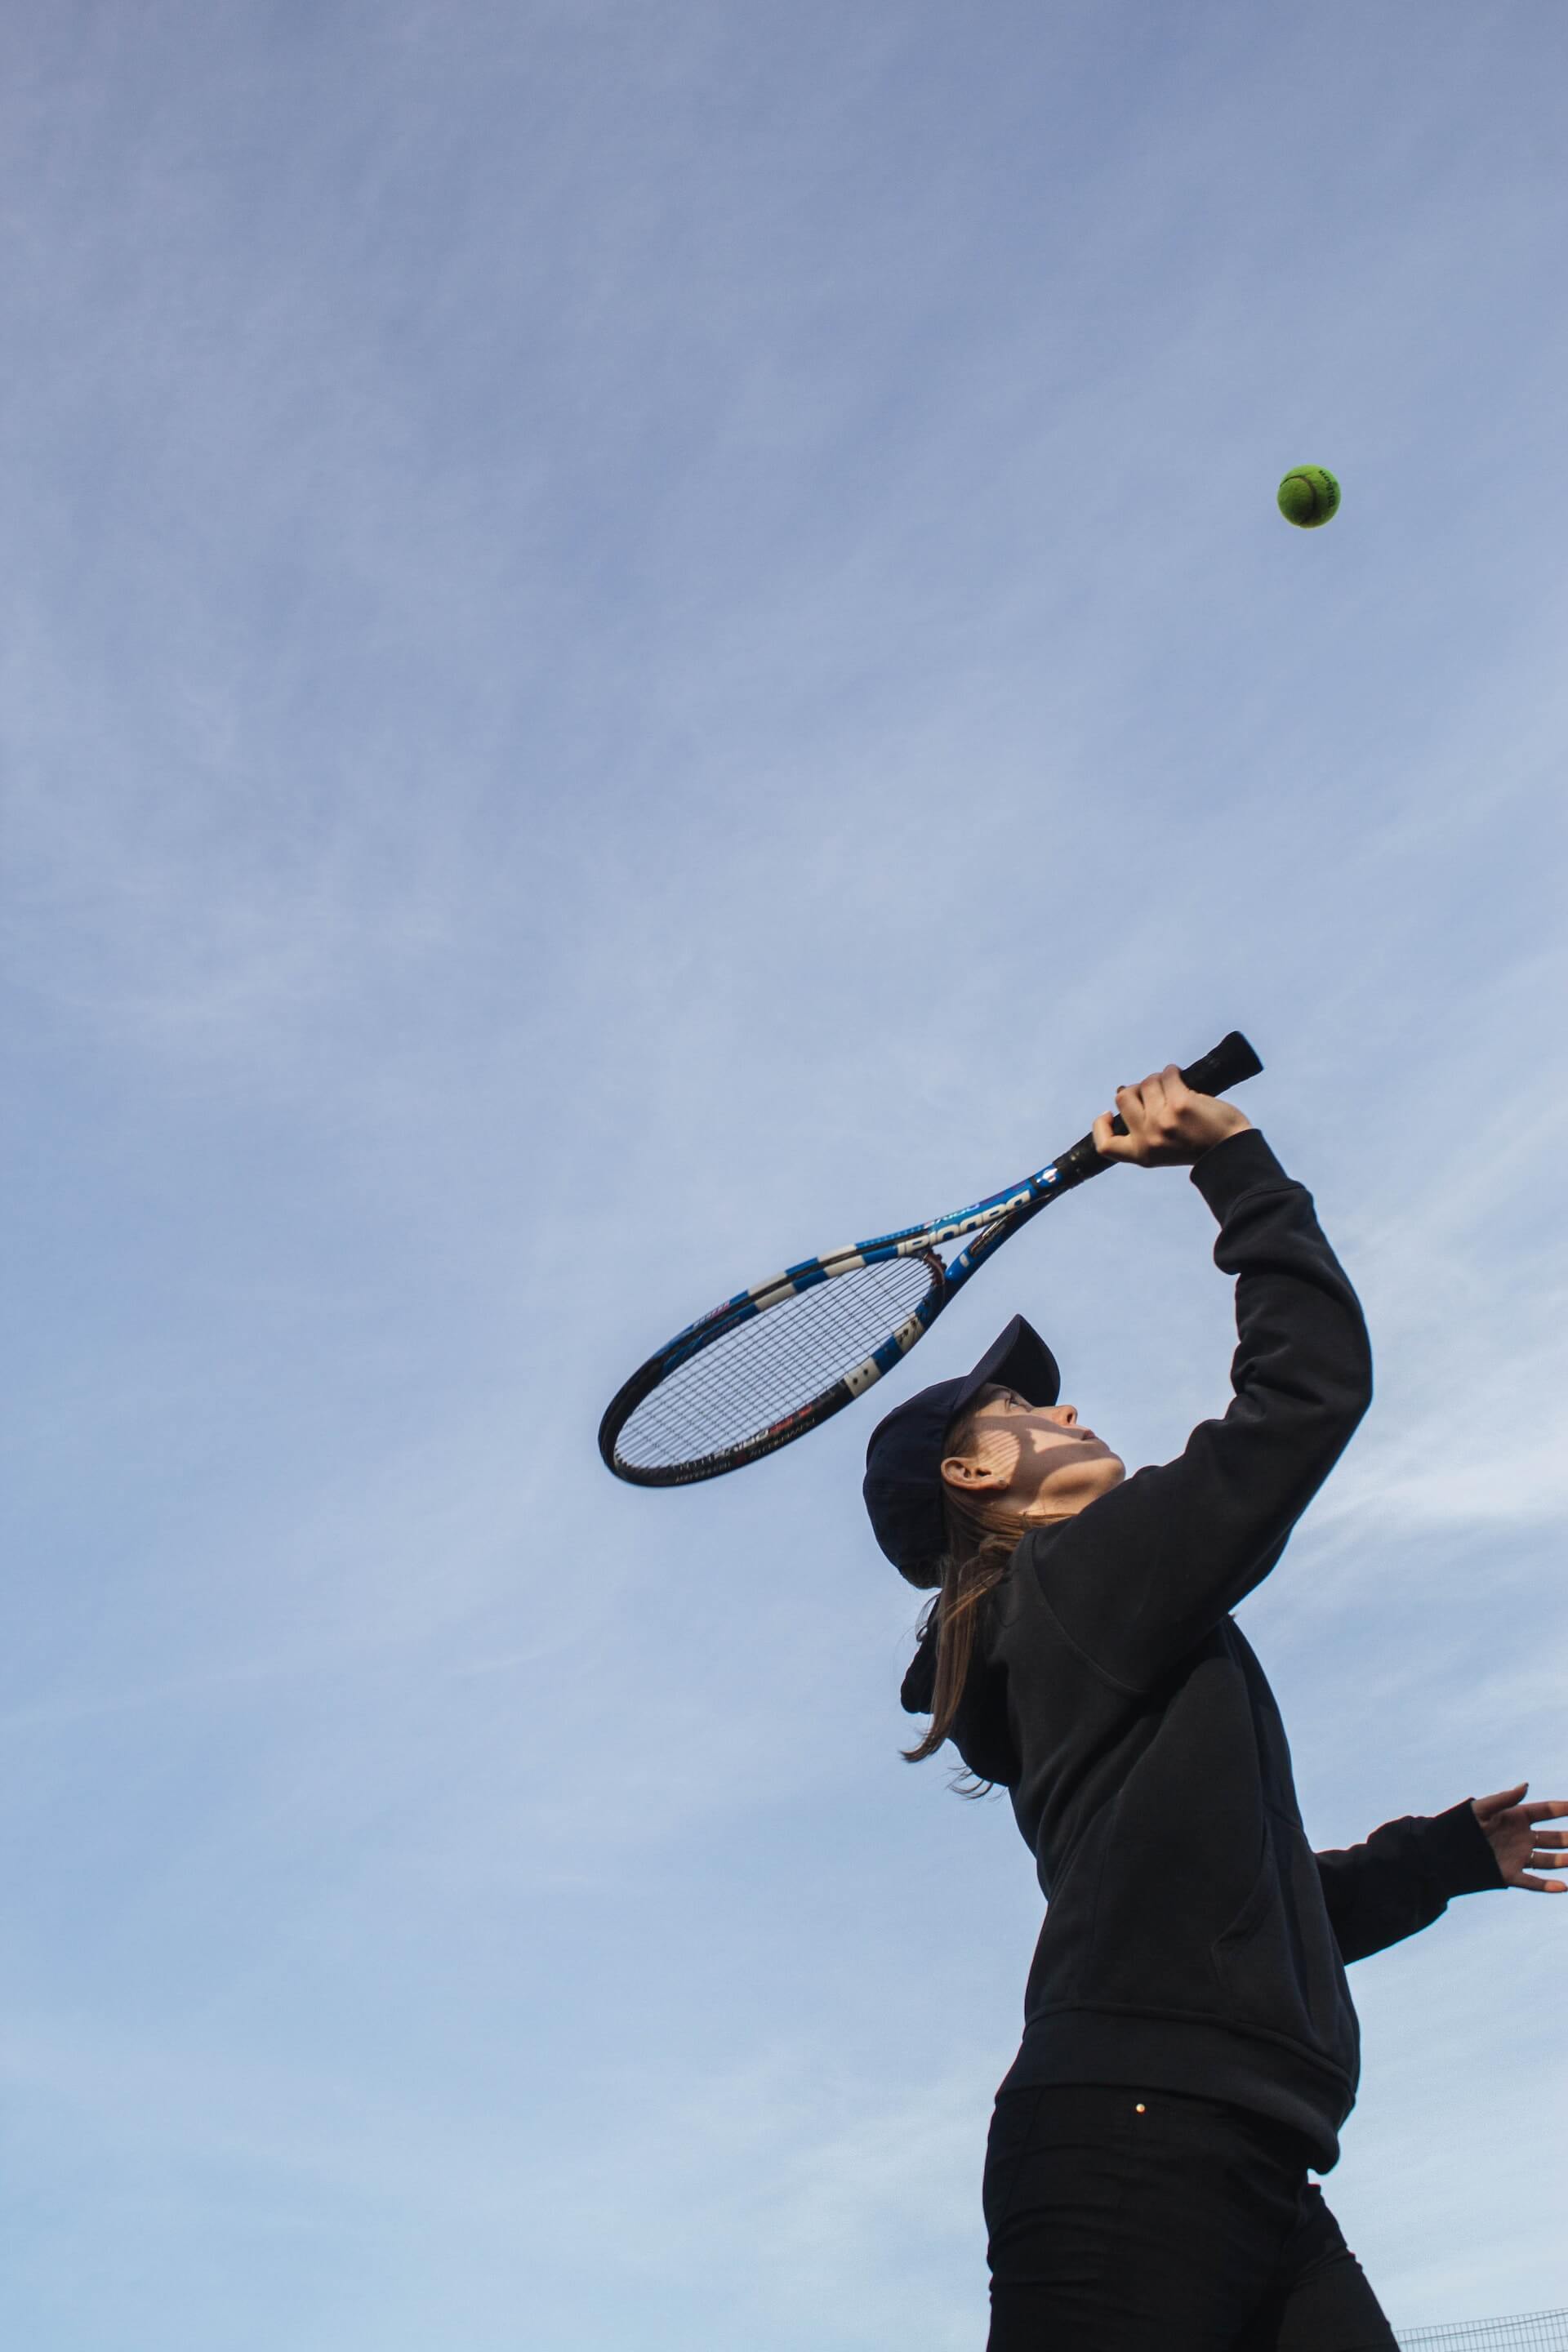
[1473,1784,1529,1820]
[1513,1874,1566,1894]
[1521,1800,1568,1820]
[1124,1076,1169,1146]
[1112,1083,1153,1143]
[1161,1061,1195,1106]
[1094,1108,1141,1163]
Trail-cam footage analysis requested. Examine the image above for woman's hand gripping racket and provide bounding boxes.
[599,1031,1262,1485]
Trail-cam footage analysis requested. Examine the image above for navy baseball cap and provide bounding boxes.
[862,1314,1062,1588]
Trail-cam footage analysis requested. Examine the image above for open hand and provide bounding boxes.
[1472,1784,1568,1891]
[1092,1065,1252,1169]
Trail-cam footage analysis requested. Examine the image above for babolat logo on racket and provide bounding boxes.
[598,1033,1262,1486]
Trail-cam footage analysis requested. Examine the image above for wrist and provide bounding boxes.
[1201,1110,1252,1152]
[1188,1126,1290,1215]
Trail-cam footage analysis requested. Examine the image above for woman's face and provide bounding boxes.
[940,1383,1125,1522]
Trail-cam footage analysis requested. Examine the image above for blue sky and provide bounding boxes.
[2,2,1566,2345]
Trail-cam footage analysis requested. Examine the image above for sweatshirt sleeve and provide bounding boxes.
[1033,1129,1373,1689]
[1315,1802,1508,1963]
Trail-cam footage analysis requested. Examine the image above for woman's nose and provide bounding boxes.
[1055,1405,1078,1427]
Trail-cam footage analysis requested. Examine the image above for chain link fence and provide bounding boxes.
[1397,2314,1568,2350]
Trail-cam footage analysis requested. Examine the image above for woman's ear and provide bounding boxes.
[940,1453,1009,1493]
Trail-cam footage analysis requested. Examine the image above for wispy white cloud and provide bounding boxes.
[3,2,1566,2345]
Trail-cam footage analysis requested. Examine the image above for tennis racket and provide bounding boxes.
[599,1031,1262,1486]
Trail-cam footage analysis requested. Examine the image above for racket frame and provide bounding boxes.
[598,1157,1080,1485]
[599,1031,1261,1486]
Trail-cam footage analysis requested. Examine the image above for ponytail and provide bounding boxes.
[902,1436,1028,1783]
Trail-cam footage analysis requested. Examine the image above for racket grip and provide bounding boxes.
[1175,1030,1263,1102]
[1052,1031,1263,1185]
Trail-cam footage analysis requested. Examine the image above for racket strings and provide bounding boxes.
[613,1254,941,1472]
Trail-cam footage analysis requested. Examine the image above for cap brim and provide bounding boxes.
[947,1313,1061,1430]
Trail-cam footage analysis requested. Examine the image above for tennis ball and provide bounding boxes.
[1276,465,1341,528]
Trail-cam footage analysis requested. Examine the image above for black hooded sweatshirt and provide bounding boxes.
[907,1127,1504,2173]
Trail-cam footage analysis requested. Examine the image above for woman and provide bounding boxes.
[862,1066,1564,2350]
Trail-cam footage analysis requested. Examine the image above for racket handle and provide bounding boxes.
[1053,1031,1263,1186]
[1173,1030,1263,1103]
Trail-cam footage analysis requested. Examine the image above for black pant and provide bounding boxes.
[983,2085,1399,2350]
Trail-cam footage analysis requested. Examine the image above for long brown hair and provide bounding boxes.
[902,1400,1030,1783]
